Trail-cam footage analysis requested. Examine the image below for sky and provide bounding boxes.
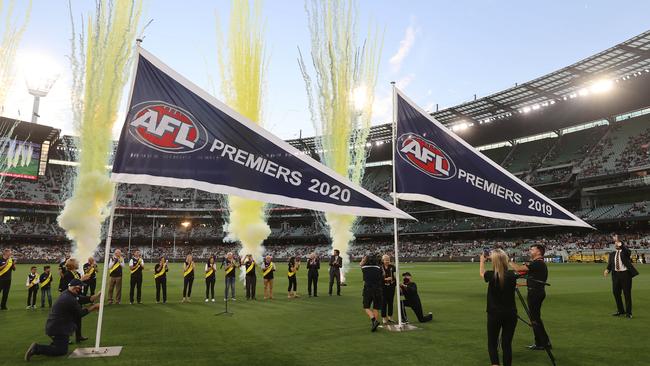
[2,0,650,140]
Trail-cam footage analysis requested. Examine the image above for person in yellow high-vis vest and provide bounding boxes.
[0,248,16,310]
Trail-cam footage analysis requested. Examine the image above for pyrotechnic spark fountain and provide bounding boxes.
[57,0,142,261]
[299,0,381,276]
[218,0,270,265]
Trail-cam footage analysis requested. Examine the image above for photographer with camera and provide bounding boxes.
[360,254,383,332]
[399,272,432,323]
[480,249,518,366]
[510,244,550,351]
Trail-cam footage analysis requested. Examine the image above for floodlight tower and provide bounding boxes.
[26,74,58,124]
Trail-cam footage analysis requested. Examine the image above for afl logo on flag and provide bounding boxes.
[397,133,456,179]
[127,101,209,154]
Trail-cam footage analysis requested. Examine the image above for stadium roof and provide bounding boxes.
[287,29,650,153]
[0,117,60,144]
[430,29,650,127]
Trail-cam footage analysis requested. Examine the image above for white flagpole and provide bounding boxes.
[94,184,118,350]
[391,82,403,328]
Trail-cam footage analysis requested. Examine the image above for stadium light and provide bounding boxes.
[591,79,614,94]
[181,221,191,228]
[18,51,60,124]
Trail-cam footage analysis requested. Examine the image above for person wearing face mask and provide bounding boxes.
[24,279,100,360]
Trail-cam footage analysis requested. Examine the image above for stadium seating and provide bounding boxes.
[579,115,650,178]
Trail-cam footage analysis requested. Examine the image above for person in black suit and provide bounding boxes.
[24,279,100,360]
[306,253,320,297]
[604,234,639,318]
[329,249,342,296]
[399,272,432,323]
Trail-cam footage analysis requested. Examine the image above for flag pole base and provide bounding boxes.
[69,346,122,358]
[384,323,419,332]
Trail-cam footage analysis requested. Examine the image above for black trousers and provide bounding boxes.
[381,285,395,317]
[155,277,167,302]
[527,290,550,346]
[82,279,96,296]
[205,277,215,299]
[487,312,517,366]
[129,274,143,303]
[288,276,297,292]
[183,276,194,297]
[307,270,318,296]
[0,279,10,309]
[612,270,633,315]
[27,285,38,306]
[329,270,340,295]
[245,275,256,299]
[33,335,69,357]
[75,316,83,341]
[400,298,432,323]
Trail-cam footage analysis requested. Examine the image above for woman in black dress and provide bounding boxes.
[204,256,216,302]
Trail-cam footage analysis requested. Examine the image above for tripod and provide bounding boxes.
[215,297,234,317]
[515,284,556,366]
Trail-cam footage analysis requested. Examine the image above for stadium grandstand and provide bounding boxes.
[3,31,650,264]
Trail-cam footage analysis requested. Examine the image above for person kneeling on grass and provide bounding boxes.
[24,279,100,361]
[360,254,383,332]
[399,272,432,323]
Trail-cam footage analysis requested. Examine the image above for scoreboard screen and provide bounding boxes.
[0,138,42,180]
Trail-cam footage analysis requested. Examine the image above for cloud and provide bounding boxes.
[389,23,417,73]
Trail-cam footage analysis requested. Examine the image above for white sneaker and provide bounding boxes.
[224,298,228,302]
[232,298,236,301]
[205,299,209,302]
[211,298,215,302]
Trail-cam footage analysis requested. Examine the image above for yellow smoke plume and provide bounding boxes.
[0,0,31,107]
[58,0,142,261]
[299,0,382,275]
[218,0,270,263]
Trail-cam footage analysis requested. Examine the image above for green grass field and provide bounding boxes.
[1,263,647,365]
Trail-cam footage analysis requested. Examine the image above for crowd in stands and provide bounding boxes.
[5,230,650,263]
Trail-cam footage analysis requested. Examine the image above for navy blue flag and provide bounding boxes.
[394,88,591,228]
[111,48,412,220]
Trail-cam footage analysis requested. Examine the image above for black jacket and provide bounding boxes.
[329,256,342,273]
[307,258,320,272]
[607,245,639,277]
[45,290,90,336]
[401,281,420,302]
